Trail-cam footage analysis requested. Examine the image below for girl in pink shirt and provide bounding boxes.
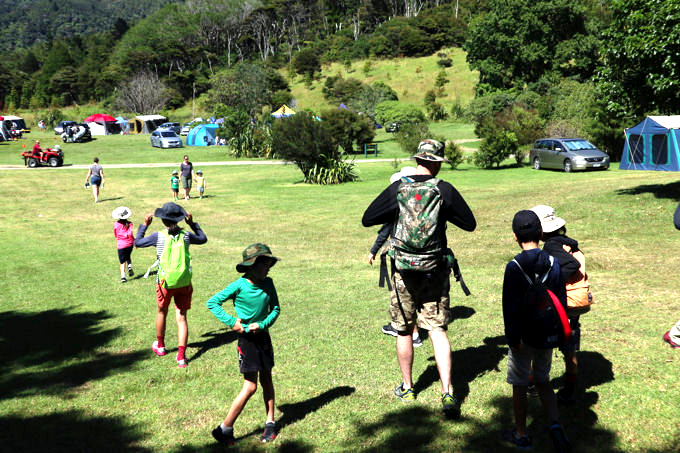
[112,206,135,283]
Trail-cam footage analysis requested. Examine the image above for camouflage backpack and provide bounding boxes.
[390,176,444,272]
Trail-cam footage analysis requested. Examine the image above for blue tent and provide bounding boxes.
[620,116,680,171]
[186,124,219,146]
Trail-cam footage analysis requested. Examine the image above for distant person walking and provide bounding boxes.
[180,155,195,200]
[85,157,105,203]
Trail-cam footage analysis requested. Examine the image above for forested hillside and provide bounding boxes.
[1,0,679,164]
[0,0,175,50]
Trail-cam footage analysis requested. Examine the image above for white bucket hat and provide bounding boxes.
[112,206,132,220]
[390,166,417,184]
[530,205,565,233]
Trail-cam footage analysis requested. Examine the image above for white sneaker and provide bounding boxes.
[152,340,166,356]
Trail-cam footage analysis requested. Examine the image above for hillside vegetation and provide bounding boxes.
[288,48,477,113]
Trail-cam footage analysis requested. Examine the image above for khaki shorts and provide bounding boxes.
[389,268,450,332]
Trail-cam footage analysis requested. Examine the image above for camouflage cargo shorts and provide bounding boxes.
[389,268,451,332]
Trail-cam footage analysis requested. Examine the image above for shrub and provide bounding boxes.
[321,108,375,154]
[437,57,453,68]
[394,121,432,155]
[44,109,64,127]
[444,140,465,169]
[375,100,427,125]
[272,112,357,184]
[473,131,518,168]
[293,48,321,79]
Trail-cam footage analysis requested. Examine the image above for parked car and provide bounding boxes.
[54,120,79,135]
[530,138,610,172]
[158,122,181,134]
[386,122,400,133]
[150,130,183,148]
[180,118,206,136]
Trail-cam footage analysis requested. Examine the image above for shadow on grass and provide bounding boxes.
[98,196,124,202]
[238,386,356,442]
[187,329,239,362]
[349,351,625,452]
[413,335,507,407]
[615,181,680,201]
[0,308,145,400]
[171,439,314,453]
[0,410,151,453]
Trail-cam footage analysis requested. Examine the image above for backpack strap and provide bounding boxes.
[378,250,393,291]
[512,255,554,285]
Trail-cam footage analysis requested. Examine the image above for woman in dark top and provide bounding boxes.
[180,155,195,200]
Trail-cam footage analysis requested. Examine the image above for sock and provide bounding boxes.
[157,336,165,349]
[220,423,233,435]
[177,345,186,361]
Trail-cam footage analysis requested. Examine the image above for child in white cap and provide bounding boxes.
[112,206,134,283]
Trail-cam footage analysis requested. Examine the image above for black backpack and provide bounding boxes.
[512,257,572,349]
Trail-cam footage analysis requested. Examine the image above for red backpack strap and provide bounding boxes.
[547,289,572,343]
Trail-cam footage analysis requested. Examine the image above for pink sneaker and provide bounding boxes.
[152,341,166,356]
[663,331,680,349]
[177,356,188,368]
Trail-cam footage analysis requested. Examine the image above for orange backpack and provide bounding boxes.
[562,244,593,313]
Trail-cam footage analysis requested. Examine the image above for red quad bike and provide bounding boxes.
[21,147,64,168]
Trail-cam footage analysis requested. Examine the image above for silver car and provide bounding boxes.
[530,138,610,172]
[150,130,183,148]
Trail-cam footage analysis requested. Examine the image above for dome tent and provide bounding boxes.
[620,116,680,171]
[186,123,219,146]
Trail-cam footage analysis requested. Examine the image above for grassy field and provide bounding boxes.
[1,129,680,453]
[0,122,476,166]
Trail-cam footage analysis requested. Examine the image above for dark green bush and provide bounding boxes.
[272,112,357,184]
[473,131,518,168]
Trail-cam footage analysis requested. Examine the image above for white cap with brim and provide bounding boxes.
[112,206,132,220]
[530,205,566,233]
[389,166,417,184]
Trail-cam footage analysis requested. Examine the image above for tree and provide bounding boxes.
[293,48,320,79]
[321,108,375,154]
[202,62,290,115]
[596,0,680,117]
[272,112,357,184]
[464,0,600,92]
[114,70,170,114]
[375,101,426,126]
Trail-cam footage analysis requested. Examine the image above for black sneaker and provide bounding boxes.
[128,265,134,277]
[382,324,398,337]
[412,335,423,348]
[556,388,576,404]
[260,422,277,443]
[211,426,235,446]
[527,384,539,397]
[501,428,532,450]
[549,423,571,453]
[121,277,127,283]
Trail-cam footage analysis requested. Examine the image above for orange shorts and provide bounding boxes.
[156,284,193,311]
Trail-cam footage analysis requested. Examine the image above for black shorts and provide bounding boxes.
[237,331,274,374]
[117,246,133,264]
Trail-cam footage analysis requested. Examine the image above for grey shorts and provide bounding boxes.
[181,175,192,189]
[507,344,553,386]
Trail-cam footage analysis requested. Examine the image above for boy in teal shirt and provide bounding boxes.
[207,243,281,446]
[170,170,180,201]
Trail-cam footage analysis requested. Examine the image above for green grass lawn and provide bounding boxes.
[2,140,680,452]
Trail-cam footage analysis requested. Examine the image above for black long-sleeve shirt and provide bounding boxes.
[542,235,581,282]
[362,175,476,250]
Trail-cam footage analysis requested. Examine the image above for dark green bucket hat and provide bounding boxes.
[236,243,279,272]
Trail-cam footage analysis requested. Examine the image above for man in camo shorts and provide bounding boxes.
[362,139,476,415]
